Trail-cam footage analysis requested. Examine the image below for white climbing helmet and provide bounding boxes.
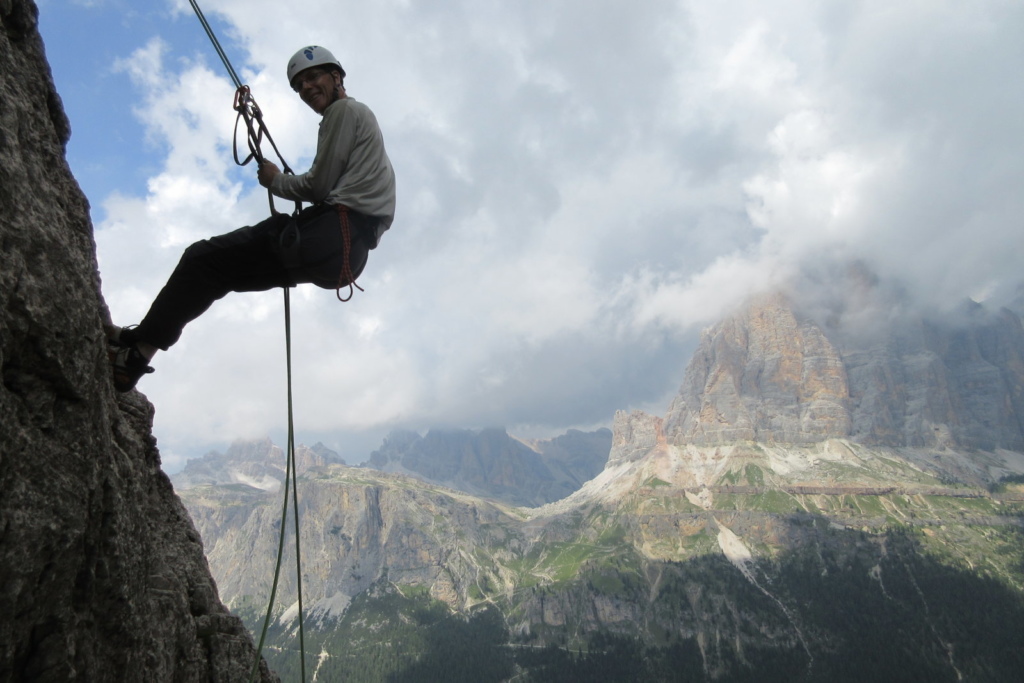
[286,46,345,85]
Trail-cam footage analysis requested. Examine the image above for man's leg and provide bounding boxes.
[132,213,292,350]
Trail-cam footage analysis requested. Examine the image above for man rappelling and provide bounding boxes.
[106,46,397,392]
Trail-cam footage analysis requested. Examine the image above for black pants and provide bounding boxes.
[135,205,374,350]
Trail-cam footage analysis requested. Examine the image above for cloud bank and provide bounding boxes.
[76,0,1024,468]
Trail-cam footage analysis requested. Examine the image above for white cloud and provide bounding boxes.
[62,0,1024,470]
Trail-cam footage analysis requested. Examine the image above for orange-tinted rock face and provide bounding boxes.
[665,293,851,446]
[664,290,1024,451]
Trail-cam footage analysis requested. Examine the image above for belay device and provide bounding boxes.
[186,1,308,681]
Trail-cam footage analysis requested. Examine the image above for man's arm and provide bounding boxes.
[267,100,355,203]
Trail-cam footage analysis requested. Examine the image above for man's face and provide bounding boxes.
[292,67,340,114]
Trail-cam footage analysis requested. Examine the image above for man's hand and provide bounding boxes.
[257,160,281,188]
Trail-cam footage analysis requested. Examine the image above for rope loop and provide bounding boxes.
[228,85,297,215]
[232,86,265,166]
[334,205,365,302]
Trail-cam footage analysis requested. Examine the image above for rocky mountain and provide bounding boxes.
[171,438,346,491]
[365,427,612,506]
[665,289,1024,451]
[0,2,275,680]
[177,286,1024,681]
[664,292,851,446]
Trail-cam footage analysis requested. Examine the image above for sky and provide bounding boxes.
[36,0,1024,472]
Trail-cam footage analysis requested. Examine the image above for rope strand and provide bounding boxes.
[185,2,307,680]
[284,289,307,682]
[187,0,242,88]
[335,205,365,302]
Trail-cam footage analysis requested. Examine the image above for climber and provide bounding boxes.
[106,46,396,392]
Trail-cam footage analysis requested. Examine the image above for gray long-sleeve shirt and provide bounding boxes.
[271,96,396,233]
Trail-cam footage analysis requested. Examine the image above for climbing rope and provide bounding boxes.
[188,0,296,216]
[186,1,307,681]
[188,0,242,88]
[284,292,307,681]
[248,290,307,683]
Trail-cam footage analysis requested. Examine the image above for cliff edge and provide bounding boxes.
[0,1,276,680]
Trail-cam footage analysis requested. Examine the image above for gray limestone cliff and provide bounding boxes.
[182,468,523,621]
[608,410,663,466]
[0,1,276,680]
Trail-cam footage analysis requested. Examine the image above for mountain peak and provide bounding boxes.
[609,410,664,465]
[658,286,1024,453]
[172,438,346,491]
[664,293,851,447]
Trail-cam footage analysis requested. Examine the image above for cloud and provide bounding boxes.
[69,0,1024,470]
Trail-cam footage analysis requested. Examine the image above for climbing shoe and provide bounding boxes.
[105,324,140,348]
[109,343,154,392]
[106,325,154,392]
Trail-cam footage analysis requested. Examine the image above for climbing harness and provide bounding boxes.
[186,1,310,681]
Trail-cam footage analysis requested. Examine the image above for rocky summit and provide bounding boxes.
[0,2,276,680]
[178,287,1024,682]
[664,289,1024,451]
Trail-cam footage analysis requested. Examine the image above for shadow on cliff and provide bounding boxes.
[508,525,1024,682]
[385,607,512,683]
[252,522,1024,682]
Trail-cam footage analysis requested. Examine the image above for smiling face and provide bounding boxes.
[292,67,344,115]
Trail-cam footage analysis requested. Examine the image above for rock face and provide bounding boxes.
[665,291,1024,451]
[608,410,663,466]
[182,468,523,622]
[843,301,1024,450]
[0,2,276,680]
[665,293,851,446]
[366,427,611,506]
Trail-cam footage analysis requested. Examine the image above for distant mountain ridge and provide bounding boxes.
[174,427,612,507]
[174,278,1024,681]
[171,438,345,492]
[366,427,612,506]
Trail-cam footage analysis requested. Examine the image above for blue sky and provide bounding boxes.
[43,2,212,201]
[36,0,1024,472]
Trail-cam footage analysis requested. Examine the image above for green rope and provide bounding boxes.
[184,3,307,679]
[248,288,307,682]
[187,0,242,89]
[285,287,308,681]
